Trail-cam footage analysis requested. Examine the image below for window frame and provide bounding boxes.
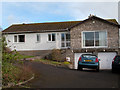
[48,33,56,42]
[13,34,25,43]
[14,35,17,43]
[61,33,70,48]
[81,30,108,48]
[36,34,41,42]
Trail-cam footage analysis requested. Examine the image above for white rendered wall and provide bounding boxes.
[4,32,68,51]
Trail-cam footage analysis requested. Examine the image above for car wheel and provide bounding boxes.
[96,67,99,72]
[80,67,83,71]
[112,68,115,73]
[78,65,83,71]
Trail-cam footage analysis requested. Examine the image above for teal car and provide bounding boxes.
[78,54,99,72]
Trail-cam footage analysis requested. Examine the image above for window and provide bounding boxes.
[52,34,55,41]
[18,35,25,42]
[37,34,40,42]
[83,31,107,47]
[14,35,25,43]
[61,43,65,47]
[14,35,17,42]
[48,33,56,41]
[66,33,70,41]
[61,33,70,48]
[48,34,51,41]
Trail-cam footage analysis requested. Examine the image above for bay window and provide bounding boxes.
[82,31,107,47]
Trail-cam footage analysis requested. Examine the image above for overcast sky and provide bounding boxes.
[1,2,119,29]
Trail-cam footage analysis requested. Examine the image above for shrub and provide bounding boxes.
[2,62,20,86]
[2,36,33,87]
[51,49,62,62]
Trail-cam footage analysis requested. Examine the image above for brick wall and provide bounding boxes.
[67,18,119,66]
[70,18,119,50]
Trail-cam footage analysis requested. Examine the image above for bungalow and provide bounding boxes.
[2,15,120,70]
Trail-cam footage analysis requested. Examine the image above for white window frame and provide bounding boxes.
[61,33,70,48]
[13,34,25,43]
[14,35,17,43]
[47,33,56,42]
[36,34,41,42]
[81,30,108,48]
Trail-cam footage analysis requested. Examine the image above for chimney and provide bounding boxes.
[88,14,94,18]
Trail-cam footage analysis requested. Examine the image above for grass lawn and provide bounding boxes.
[16,54,34,60]
[34,59,70,67]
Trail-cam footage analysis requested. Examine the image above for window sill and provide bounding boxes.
[61,47,70,49]
[14,42,25,44]
[36,41,40,43]
[82,46,108,48]
[47,41,56,43]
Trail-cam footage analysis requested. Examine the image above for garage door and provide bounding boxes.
[98,52,117,69]
[74,53,92,69]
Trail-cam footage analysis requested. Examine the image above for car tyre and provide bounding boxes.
[96,67,99,72]
[78,65,83,71]
[112,68,115,73]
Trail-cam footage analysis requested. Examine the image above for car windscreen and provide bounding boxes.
[115,56,120,61]
[82,55,97,58]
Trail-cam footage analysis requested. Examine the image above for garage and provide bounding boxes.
[74,52,117,70]
[98,52,117,69]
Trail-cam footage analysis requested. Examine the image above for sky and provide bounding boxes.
[1,1,119,30]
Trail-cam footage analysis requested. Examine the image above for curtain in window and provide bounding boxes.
[99,31,106,46]
[83,32,85,47]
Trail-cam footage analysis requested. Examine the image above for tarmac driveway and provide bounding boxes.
[24,61,120,88]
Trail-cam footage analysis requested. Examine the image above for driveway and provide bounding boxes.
[24,61,120,88]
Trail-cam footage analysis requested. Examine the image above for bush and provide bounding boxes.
[2,61,33,86]
[2,36,33,87]
[2,62,21,86]
[51,49,62,62]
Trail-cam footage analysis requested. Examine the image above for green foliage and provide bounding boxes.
[34,59,70,66]
[2,52,17,63]
[2,36,33,87]
[63,61,70,65]
[16,54,34,60]
[2,36,7,52]
[2,62,21,85]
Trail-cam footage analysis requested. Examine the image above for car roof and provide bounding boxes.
[82,54,97,56]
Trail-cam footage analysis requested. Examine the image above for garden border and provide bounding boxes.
[3,74,34,88]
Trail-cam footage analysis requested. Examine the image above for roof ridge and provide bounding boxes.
[12,20,82,26]
[2,16,119,34]
[11,18,117,26]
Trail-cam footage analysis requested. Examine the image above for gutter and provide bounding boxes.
[2,28,69,34]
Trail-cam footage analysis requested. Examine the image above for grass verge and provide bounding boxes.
[34,59,70,67]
